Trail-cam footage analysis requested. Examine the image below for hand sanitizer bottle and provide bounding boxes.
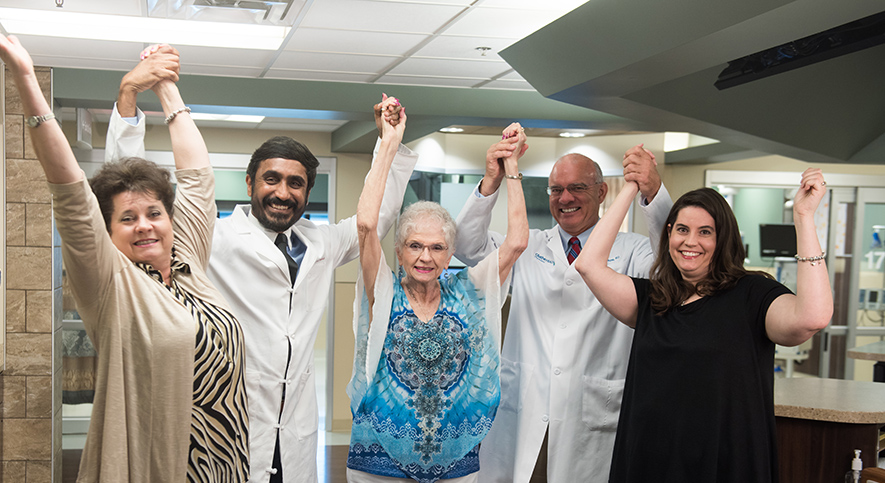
[845,449,862,483]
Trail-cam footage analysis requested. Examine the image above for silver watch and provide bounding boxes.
[26,113,56,128]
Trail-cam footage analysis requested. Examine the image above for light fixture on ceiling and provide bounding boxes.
[189,113,265,123]
[559,132,586,138]
[475,47,492,57]
[439,127,465,133]
[0,7,289,50]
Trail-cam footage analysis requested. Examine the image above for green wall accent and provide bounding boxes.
[731,187,787,267]
[213,170,328,204]
[214,170,250,202]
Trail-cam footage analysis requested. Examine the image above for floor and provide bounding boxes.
[63,445,351,483]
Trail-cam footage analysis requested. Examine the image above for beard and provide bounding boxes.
[251,194,303,232]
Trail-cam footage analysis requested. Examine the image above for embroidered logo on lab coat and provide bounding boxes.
[534,253,555,265]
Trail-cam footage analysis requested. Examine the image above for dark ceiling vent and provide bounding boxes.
[714,10,885,90]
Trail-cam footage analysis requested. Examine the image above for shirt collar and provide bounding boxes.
[557,224,594,253]
[247,208,292,247]
[135,247,191,284]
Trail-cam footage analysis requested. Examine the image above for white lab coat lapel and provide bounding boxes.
[545,227,569,269]
[290,223,324,292]
[229,206,292,285]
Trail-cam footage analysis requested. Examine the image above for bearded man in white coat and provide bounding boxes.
[106,46,418,483]
[454,139,671,483]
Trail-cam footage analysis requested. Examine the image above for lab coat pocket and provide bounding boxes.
[499,357,532,413]
[581,376,625,431]
[293,364,319,437]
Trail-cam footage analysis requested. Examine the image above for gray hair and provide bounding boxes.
[395,201,457,255]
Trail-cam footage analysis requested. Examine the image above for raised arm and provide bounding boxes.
[152,79,209,171]
[574,179,642,327]
[0,36,80,184]
[357,96,406,319]
[623,144,672,255]
[453,136,525,265]
[106,45,180,162]
[497,123,529,283]
[764,168,833,345]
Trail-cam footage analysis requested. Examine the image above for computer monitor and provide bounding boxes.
[759,224,796,258]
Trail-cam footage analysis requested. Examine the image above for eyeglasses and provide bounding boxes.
[405,242,448,255]
[546,183,601,197]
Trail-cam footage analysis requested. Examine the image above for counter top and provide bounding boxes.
[774,377,885,424]
[847,341,885,362]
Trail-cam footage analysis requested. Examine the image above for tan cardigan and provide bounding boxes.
[51,167,238,483]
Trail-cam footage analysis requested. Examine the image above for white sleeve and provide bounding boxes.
[454,181,505,266]
[105,103,146,162]
[640,183,673,256]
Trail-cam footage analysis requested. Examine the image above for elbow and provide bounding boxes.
[356,214,377,239]
[512,235,528,258]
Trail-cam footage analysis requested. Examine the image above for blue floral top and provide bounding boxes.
[347,251,506,483]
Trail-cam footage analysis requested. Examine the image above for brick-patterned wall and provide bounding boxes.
[1,66,63,483]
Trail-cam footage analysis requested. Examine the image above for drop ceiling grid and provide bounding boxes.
[298,0,468,33]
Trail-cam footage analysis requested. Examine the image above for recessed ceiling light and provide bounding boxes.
[189,113,265,123]
[559,132,586,138]
[0,7,289,50]
[439,127,465,133]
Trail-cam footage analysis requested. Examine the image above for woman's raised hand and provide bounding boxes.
[794,168,826,218]
[0,35,35,79]
[379,95,405,144]
[501,122,528,163]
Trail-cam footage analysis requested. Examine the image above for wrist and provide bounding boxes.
[479,175,502,197]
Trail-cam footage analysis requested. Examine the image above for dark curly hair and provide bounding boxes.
[247,136,319,192]
[89,157,175,231]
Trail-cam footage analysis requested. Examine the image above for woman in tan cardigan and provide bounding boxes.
[0,37,249,482]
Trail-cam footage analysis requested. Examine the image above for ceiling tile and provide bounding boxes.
[301,0,466,33]
[264,69,377,83]
[479,79,536,91]
[478,0,587,12]
[390,57,511,78]
[175,45,276,69]
[499,70,528,81]
[15,35,145,63]
[0,0,145,15]
[273,50,397,73]
[413,35,517,61]
[29,55,137,72]
[375,75,481,88]
[443,6,565,38]
[283,27,429,56]
[184,65,267,77]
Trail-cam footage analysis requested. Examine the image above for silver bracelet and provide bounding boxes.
[504,173,523,180]
[164,106,191,125]
[794,251,826,265]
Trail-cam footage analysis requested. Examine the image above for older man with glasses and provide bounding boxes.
[454,146,672,483]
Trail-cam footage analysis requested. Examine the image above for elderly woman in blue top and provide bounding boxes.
[346,110,529,483]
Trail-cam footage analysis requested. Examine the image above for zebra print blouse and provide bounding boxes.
[138,255,250,482]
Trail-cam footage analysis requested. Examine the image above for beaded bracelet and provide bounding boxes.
[164,106,191,125]
[794,252,826,265]
[505,173,523,180]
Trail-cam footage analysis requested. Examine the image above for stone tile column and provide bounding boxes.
[1,66,63,483]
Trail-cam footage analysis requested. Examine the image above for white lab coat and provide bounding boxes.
[107,108,418,482]
[454,184,671,483]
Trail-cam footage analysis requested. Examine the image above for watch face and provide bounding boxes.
[26,116,39,128]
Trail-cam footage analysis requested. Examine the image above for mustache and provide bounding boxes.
[264,196,297,210]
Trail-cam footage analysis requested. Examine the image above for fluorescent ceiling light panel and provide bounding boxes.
[559,132,586,138]
[189,113,265,123]
[0,7,289,50]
